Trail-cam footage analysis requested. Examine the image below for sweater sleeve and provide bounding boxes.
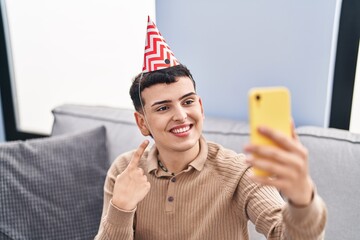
[239,168,327,240]
[95,202,136,240]
[94,152,136,240]
[281,194,327,239]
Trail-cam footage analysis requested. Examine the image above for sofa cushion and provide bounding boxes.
[297,126,360,240]
[0,127,108,240]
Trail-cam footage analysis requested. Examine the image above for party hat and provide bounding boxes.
[142,16,180,73]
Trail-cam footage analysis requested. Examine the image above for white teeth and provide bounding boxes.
[172,126,190,134]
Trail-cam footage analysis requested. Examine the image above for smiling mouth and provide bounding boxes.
[170,124,192,134]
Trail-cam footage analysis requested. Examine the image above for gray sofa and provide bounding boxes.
[1,104,359,239]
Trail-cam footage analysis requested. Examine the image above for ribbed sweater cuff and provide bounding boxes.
[283,194,326,227]
[105,201,136,228]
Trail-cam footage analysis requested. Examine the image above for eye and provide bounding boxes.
[156,106,169,112]
[183,99,195,105]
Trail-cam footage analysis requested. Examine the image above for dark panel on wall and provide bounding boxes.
[330,0,360,129]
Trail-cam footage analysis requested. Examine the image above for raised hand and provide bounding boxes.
[112,140,151,211]
[244,125,314,207]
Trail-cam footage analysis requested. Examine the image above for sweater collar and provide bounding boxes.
[147,136,208,175]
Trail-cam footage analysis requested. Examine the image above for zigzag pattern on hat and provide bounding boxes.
[142,16,179,73]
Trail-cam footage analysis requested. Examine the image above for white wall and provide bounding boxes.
[2,0,155,134]
[156,0,342,127]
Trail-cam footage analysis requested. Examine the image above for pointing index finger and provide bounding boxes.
[129,140,150,168]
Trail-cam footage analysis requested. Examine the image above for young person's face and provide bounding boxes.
[135,76,204,153]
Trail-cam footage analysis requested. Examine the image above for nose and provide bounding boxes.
[172,105,187,122]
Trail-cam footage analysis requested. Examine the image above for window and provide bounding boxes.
[0,0,155,139]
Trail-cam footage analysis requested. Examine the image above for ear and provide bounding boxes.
[134,112,151,136]
[199,97,205,119]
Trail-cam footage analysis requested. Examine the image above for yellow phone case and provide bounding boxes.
[248,87,292,176]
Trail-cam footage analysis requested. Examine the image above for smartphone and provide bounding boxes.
[248,87,292,176]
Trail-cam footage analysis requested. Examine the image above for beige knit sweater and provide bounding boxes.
[95,137,327,240]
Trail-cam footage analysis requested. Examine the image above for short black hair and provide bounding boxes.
[129,64,196,112]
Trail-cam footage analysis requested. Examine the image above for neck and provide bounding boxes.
[157,141,200,174]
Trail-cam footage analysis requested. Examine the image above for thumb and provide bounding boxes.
[128,140,150,169]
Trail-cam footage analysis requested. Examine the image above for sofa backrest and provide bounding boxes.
[52,104,143,163]
[52,104,360,240]
[51,104,251,163]
[296,126,360,239]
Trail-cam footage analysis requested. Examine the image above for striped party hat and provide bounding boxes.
[142,16,180,73]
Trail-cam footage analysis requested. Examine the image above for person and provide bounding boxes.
[95,17,327,240]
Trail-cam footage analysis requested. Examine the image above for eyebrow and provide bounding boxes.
[151,92,197,107]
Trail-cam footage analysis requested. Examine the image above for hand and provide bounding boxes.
[112,140,151,211]
[244,124,313,206]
